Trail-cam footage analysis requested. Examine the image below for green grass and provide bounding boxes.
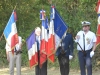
[0,67,100,75]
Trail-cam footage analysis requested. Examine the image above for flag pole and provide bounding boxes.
[0,33,4,41]
[48,0,52,5]
[14,3,17,10]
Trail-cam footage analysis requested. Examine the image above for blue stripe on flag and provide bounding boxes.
[26,31,36,50]
[54,9,68,39]
[42,17,48,29]
[4,11,15,39]
[45,17,48,29]
[98,14,100,16]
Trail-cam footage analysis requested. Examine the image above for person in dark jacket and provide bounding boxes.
[56,30,74,75]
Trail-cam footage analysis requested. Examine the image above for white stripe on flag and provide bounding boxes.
[41,26,48,42]
[28,42,37,60]
[55,33,61,50]
[6,22,17,45]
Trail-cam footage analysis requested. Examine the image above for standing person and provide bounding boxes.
[75,21,96,75]
[35,27,47,75]
[5,36,22,75]
[56,29,74,75]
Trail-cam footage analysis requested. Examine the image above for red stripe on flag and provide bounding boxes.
[48,54,55,63]
[40,39,47,67]
[40,39,46,53]
[14,10,17,21]
[96,24,100,35]
[29,52,38,68]
[47,34,55,63]
[11,33,19,54]
[96,36,100,46]
[96,25,100,47]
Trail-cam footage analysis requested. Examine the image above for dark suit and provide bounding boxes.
[35,54,47,75]
[56,33,74,75]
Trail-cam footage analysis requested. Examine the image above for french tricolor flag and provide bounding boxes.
[40,16,48,67]
[96,0,100,47]
[3,10,19,54]
[47,6,55,63]
[54,8,68,50]
[26,31,38,68]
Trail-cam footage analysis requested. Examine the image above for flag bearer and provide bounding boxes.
[75,21,96,75]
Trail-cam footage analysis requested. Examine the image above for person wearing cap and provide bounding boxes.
[35,27,47,75]
[56,28,74,75]
[75,21,96,75]
[5,36,22,75]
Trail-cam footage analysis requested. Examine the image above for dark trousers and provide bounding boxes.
[58,54,69,75]
[78,50,92,75]
[35,60,47,75]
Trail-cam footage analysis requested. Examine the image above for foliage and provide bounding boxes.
[0,0,100,70]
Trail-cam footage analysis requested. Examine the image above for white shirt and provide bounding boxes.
[15,36,22,51]
[76,31,96,51]
[5,43,11,52]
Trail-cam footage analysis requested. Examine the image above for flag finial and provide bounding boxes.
[40,9,46,20]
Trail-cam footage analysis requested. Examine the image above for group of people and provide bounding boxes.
[5,21,96,75]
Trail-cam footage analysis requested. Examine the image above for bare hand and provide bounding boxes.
[7,56,10,62]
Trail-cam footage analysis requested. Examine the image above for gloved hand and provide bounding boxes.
[90,51,94,58]
[69,55,73,60]
[74,40,78,43]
